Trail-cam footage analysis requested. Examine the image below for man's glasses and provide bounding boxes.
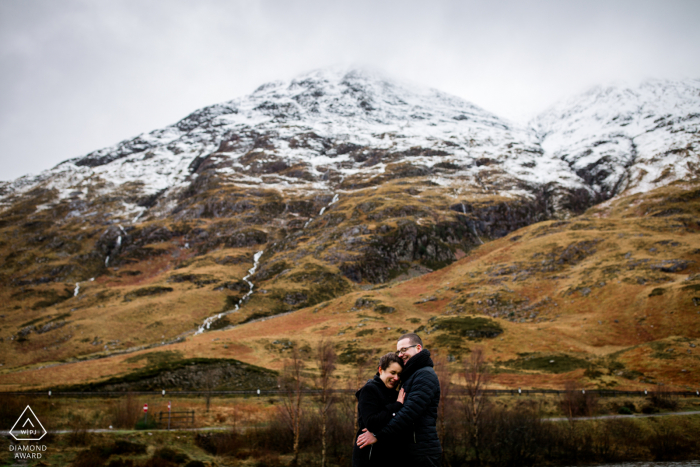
[396,344,418,355]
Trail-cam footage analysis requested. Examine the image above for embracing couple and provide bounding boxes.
[352,333,441,467]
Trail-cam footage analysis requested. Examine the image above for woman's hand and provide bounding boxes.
[357,428,377,448]
[397,388,406,404]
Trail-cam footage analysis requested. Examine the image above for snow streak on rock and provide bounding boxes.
[194,250,264,335]
[533,79,700,197]
[1,70,697,219]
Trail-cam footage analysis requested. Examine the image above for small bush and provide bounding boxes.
[109,440,147,456]
[107,460,135,467]
[560,382,598,417]
[647,418,694,461]
[509,354,591,374]
[153,447,189,464]
[109,393,140,429]
[71,446,110,467]
[135,416,159,430]
[123,286,173,302]
[0,395,27,428]
[618,406,633,415]
[432,316,503,339]
[67,414,92,446]
[195,430,244,456]
[649,386,679,410]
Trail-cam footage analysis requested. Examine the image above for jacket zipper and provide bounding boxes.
[369,445,373,460]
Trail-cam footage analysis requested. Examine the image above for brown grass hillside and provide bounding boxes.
[1,179,699,391]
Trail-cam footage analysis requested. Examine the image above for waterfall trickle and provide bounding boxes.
[195,250,264,335]
[304,194,340,229]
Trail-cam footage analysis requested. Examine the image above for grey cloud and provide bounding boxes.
[1,0,699,181]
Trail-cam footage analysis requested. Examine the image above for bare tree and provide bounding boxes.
[462,348,490,467]
[352,357,372,438]
[316,341,337,467]
[201,369,219,413]
[279,347,305,466]
[434,353,453,466]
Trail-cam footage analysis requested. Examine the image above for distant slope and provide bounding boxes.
[0,71,699,391]
[1,181,698,391]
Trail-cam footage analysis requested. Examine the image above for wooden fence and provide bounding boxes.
[157,410,195,430]
[2,388,699,398]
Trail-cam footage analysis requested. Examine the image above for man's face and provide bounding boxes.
[396,338,422,364]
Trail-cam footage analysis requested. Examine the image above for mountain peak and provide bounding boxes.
[1,72,698,224]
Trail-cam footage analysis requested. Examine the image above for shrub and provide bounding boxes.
[109,393,140,429]
[0,395,27,428]
[109,440,147,456]
[71,446,110,467]
[647,418,694,461]
[107,460,135,467]
[67,414,92,446]
[195,430,244,456]
[153,447,189,464]
[134,416,159,430]
[560,382,598,417]
[649,385,679,410]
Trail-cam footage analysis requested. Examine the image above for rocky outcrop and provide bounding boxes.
[64,358,278,392]
[340,220,473,283]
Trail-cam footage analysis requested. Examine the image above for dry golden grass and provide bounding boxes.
[2,180,699,391]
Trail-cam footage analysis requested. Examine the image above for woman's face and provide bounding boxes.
[379,362,402,389]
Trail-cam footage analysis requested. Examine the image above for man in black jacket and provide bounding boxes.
[357,333,442,467]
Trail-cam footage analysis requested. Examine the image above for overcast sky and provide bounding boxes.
[1,0,699,182]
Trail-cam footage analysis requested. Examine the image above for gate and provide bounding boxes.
[157,410,195,429]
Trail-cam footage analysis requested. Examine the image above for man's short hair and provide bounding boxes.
[398,332,423,347]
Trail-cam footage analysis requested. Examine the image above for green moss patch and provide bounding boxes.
[168,273,219,286]
[431,316,503,339]
[338,342,376,365]
[432,334,467,352]
[123,286,174,301]
[502,354,590,374]
[125,350,184,366]
[31,287,73,310]
[60,357,277,392]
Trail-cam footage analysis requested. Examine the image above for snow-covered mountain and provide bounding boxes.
[533,79,700,198]
[2,69,699,385]
[1,69,698,223]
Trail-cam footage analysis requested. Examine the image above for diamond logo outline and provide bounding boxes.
[10,405,47,441]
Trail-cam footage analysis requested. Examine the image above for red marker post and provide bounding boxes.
[144,403,148,425]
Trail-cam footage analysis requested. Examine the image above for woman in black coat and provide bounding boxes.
[352,352,406,466]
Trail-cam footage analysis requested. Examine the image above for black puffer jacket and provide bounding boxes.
[352,374,405,466]
[377,349,442,457]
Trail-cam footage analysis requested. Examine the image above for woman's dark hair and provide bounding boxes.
[378,352,404,370]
